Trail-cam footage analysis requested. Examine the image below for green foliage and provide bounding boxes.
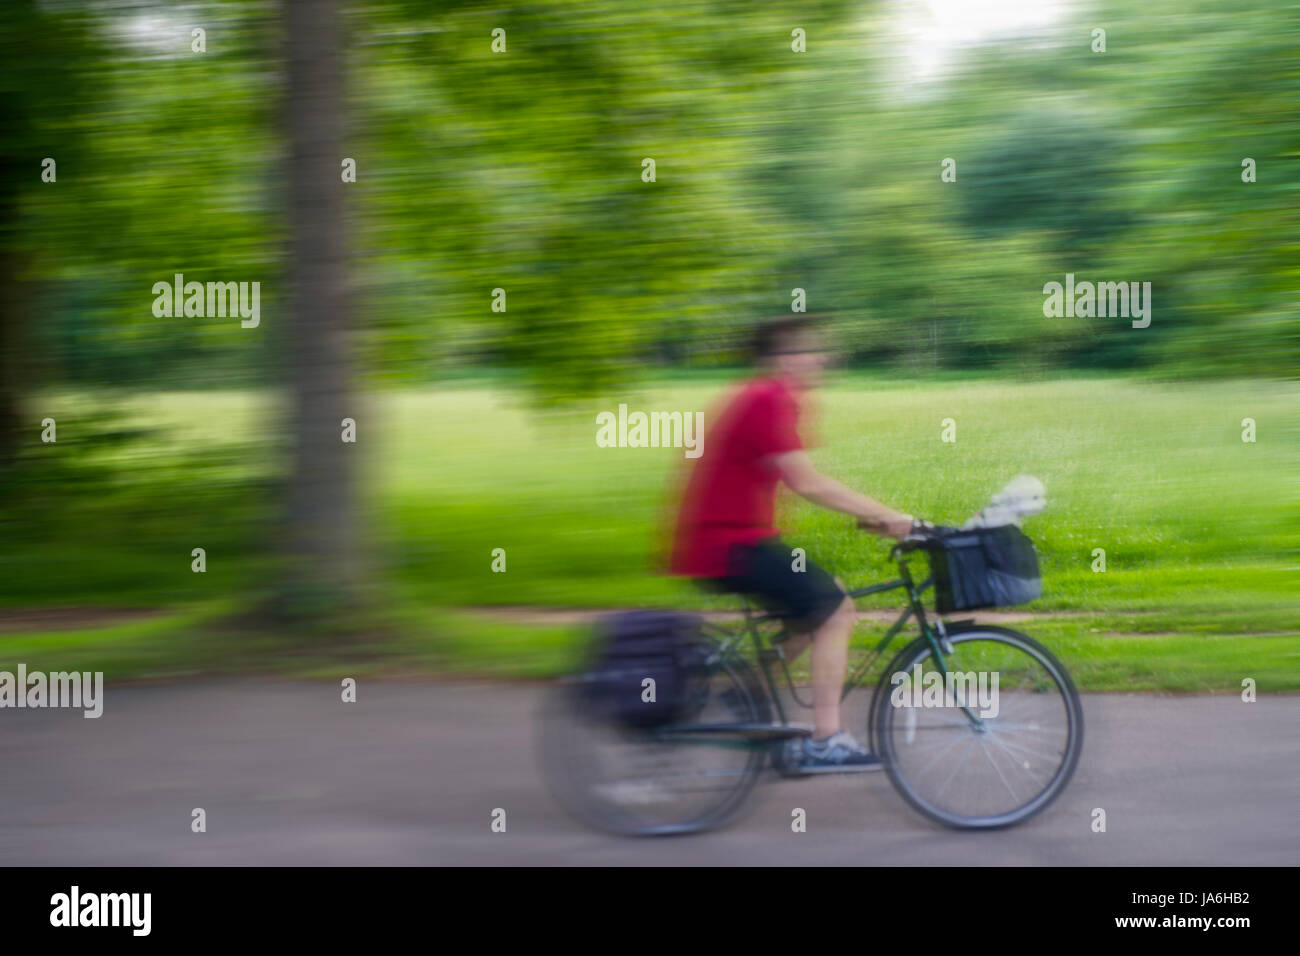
[9,0,1295,395]
[0,395,278,605]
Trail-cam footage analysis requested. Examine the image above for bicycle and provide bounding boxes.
[539,526,1084,835]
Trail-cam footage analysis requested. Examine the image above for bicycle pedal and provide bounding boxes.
[745,723,811,742]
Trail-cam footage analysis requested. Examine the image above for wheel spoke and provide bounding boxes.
[985,732,1064,765]
[977,734,1021,803]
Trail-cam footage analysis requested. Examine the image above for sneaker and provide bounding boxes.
[795,731,884,774]
[770,737,805,777]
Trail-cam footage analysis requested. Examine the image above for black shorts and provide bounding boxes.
[705,537,846,634]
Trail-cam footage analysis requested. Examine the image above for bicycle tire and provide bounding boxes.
[869,623,1084,829]
[538,645,772,837]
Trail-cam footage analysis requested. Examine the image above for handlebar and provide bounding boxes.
[856,516,954,542]
[857,518,959,559]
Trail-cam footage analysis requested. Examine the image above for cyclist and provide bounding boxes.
[668,315,914,771]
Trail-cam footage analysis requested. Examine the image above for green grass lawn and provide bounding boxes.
[3,376,1297,689]
[372,375,1299,615]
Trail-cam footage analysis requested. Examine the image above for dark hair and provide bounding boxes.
[750,314,823,362]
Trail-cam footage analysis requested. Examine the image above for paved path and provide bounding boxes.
[1,680,1295,865]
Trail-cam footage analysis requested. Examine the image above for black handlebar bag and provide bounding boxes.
[925,526,1042,614]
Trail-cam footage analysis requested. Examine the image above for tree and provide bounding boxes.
[278,0,365,618]
[0,2,96,464]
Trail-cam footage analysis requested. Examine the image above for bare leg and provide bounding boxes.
[778,580,848,664]
[809,595,857,738]
[779,631,812,662]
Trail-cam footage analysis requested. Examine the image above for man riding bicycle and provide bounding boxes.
[668,315,914,772]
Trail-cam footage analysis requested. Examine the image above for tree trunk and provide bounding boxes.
[0,195,24,469]
[0,4,32,467]
[279,0,363,619]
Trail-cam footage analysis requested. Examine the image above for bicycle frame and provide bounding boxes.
[700,547,955,728]
[560,540,1080,834]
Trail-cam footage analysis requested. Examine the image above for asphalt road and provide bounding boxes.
[1,680,1295,865]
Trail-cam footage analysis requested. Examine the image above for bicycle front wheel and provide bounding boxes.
[871,624,1083,829]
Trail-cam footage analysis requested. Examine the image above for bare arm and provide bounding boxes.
[772,450,913,537]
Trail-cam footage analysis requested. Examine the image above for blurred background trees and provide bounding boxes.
[5,0,1293,402]
[0,0,1294,621]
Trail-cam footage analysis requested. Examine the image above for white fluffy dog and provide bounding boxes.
[961,475,1047,530]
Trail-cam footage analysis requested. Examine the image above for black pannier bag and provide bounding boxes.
[924,525,1042,614]
[580,610,712,730]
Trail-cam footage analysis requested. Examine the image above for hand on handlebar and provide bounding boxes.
[857,513,919,539]
[907,517,937,538]
[904,519,962,544]
[860,516,955,548]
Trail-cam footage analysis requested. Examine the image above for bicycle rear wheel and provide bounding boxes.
[871,624,1083,829]
[538,651,769,836]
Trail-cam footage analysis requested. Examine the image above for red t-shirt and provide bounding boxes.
[669,376,804,578]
